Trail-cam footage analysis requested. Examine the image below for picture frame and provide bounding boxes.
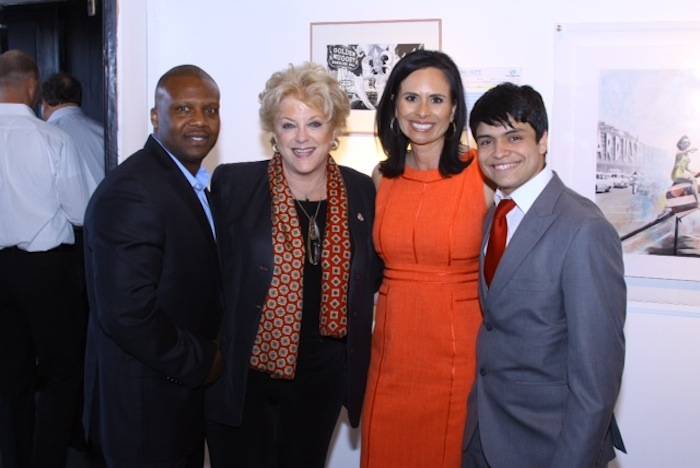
[460,67,523,145]
[310,19,442,135]
[552,22,700,281]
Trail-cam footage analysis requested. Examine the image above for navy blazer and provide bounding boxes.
[206,160,382,428]
[83,136,223,462]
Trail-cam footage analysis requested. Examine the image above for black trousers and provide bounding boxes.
[0,245,87,468]
[207,362,345,468]
[102,442,204,468]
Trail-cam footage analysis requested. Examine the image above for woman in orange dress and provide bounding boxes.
[361,50,492,467]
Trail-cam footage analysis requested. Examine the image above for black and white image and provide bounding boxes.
[326,43,422,110]
[310,19,441,134]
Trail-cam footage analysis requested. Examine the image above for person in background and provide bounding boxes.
[670,134,698,189]
[83,65,224,468]
[41,72,105,195]
[463,82,626,468]
[0,49,89,468]
[361,49,492,468]
[42,71,106,453]
[206,62,382,468]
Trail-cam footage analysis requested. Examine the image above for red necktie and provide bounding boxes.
[484,199,516,287]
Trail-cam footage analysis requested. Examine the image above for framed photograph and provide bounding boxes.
[460,67,523,144]
[310,19,442,135]
[552,22,700,281]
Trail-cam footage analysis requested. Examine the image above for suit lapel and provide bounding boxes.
[220,163,273,266]
[486,174,565,298]
[342,169,362,264]
[248,170,274,256]
[146,136,217,251]
[479,206,496,305]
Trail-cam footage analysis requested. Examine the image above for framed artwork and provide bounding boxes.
[460,67,523,145]
[310,19,442,135]
[552,22,700,281]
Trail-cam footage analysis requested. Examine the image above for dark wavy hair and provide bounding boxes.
[468,82,548,142]
[41,72,82,106]
[376,50,468,178]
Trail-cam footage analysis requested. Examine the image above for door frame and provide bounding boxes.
[103,0,117,171]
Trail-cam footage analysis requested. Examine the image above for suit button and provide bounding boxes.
[259,265,269,272]
[479,368,487,376]
[484,322,493,331]
[255,304,262,310]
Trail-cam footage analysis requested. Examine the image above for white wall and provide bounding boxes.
[116,0,148,162]
[116,1,700,466]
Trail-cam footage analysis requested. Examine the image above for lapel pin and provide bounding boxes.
[357,213,365,221]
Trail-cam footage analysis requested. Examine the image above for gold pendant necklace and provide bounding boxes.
[296,200,323,265]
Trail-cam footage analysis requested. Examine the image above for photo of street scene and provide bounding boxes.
[597,69,700,256]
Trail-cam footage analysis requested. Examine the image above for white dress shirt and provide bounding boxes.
[48,106,104,195]
[153,136,216,239]
[0,103,90,251]
[493,166,553,245]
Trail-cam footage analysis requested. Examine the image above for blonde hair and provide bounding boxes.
[259,62,349,133]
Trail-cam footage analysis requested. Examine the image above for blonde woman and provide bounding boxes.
[206,63,382,468]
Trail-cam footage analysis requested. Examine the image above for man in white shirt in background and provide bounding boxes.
[41,72,105,195]
[0,49,90,468]
[40,71,106,456]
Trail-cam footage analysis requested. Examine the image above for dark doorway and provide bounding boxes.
[0,0,118,171]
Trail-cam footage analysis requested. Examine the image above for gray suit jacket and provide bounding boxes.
[464,173,626,468]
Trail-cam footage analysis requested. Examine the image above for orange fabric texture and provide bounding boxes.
[361,153,488,468]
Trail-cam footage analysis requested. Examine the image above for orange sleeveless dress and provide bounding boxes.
[361,155,488,468]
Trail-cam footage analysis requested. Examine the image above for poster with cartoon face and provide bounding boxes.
[326,43,423,111]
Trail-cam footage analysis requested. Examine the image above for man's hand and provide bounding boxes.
[204,349,223,385]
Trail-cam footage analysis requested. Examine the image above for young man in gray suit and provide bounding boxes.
[463,83,626,468]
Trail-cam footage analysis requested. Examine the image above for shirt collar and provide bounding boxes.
[0,103,37,117]
[152,135,210,191]
[494,166,553,215]
[47,105,81,123]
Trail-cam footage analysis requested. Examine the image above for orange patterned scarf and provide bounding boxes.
[250,153,351,379]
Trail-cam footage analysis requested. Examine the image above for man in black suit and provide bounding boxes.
[83,65,224,468]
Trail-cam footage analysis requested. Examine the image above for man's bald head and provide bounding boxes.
[154,65,219,105]
[0,50,40,105]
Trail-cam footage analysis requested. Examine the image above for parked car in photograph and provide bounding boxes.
[596,172,613,193]
[610,172,629,188]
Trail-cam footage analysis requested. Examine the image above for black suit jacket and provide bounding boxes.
[205,160,382,428]
[83,136,223,462]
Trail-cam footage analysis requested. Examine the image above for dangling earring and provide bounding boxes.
[450,121,457,136]
[271,139,280,154]
[330,138,339,152]
[390,117,397,133]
